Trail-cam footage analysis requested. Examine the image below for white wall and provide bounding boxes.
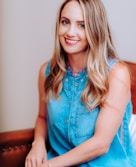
[102,0,136,62]
[0,0,63,132]
[0,0,136,132]
[0,1,3,132]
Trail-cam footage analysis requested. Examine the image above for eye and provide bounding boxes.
[79,23,85,28]
[60,19,69,25]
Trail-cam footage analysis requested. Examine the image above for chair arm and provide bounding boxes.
[0,128,34,167]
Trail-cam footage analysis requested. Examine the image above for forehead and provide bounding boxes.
[61,1,84,21]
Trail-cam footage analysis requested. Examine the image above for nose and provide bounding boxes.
[67,24,76,37]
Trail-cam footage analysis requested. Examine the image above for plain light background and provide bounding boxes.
[0,0,136,132]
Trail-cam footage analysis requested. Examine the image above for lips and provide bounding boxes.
[65,38,78,45]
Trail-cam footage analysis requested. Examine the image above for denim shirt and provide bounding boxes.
[46,59,136,167]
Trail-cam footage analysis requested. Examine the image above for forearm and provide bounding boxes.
[49,136,108,167]
[33,116,48,148]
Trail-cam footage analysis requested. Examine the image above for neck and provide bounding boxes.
[67,53,87,73]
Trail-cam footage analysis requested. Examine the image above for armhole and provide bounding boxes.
[45,62,51,77]
[108,59,119,72]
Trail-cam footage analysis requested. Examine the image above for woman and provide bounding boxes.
[25,0,136,166]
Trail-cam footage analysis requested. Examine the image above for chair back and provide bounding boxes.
[125,61,136,114]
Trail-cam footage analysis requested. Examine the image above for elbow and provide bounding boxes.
[92,134,111,155]
[100,144,109,154]
[98,142,110,155]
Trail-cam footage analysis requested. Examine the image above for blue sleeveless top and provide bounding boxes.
[46,59,136,167]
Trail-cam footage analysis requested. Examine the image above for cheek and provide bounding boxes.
[58,25,65,36]
[84,38,88,45]
[82,32,88,44]
[58,27,66,44]
[82,31,87,40]
[58,32,63,43]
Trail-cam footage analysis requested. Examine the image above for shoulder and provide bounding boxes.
[38,62,49,95]
[39,61,49,79]
[109,61,131,88]
[110,61,130,78]
[38,61,49,87]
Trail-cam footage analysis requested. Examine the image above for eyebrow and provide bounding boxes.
[60,16,84,23]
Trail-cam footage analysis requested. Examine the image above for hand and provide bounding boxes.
[25,142,47,167]
[37,159,51,167]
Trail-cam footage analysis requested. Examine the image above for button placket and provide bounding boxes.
[74,82,78,87]
[63,70,88,143]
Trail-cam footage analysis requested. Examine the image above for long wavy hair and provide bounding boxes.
[44,0,119,109]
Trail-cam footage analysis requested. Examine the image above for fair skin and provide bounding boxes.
[25,62,48,167]
[59,0,88,72]
[25,1,131,167]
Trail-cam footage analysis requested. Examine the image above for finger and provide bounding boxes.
[31,158,37,167]
[36,158,42,166]
[25,158,31,167]
[42,157,47,164]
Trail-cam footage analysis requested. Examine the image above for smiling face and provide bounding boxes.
[58,0,88,57]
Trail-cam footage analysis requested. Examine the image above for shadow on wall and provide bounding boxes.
[0,0,3,130]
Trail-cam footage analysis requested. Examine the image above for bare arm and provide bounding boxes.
[33,62,48,147]
[45,62,131,167]
[25,62,48,167]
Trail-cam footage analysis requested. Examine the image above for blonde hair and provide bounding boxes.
[44,0,119,109]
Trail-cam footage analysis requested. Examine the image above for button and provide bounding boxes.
[80,79,83,82]
[65,78,68,82]
[69,100,72,104]
[75,83,78,86]
[66,119,69,123]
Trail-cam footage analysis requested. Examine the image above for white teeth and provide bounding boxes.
[65,39,77,44]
